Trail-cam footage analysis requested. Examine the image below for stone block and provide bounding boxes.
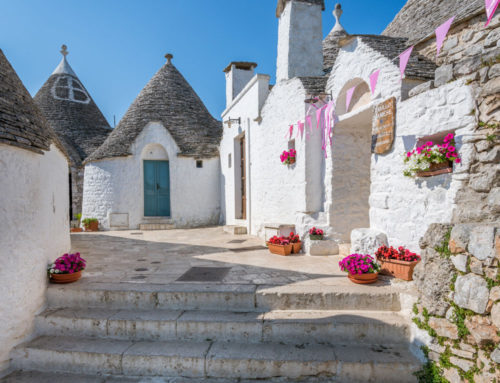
[491,348,500,364]
[479,66,490,84]
[454,274,489,314]
[304,237,339,256]
[454,57,482,77]
[451,254,468,272]
[450,356,474,372]
[482,77,500,97]
[428,317,459,339]
[435,64,454,87]
[449,224,472,253]
[489,63,500,78]
[459,342,476,353]
[443,367,462,383]
[491,302,500,330]
[478,146,500,163]
[419,223,453,250]
[488,187,500,212]
[465,315,500,346]
[469,226,496,260]
[485,28,500,48]
[451,348,474,360]
[350,228,387,255]
[475,140,492,152]
[408,81,434,97]
[469,257,484,275]
[469,169,498,192]
[490,286,500,303]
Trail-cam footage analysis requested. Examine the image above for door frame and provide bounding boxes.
[143,159,171,217]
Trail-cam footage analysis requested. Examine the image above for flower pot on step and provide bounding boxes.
[348,272,378,284]
[416,161,452,177]
[84,220,99,232]
[291,242,302,254]
[49,270,82,284]
[268,243,292,256]
[70,227,83,233]
[378,258,420,281]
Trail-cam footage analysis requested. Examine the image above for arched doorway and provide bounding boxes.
[330,79,373,241]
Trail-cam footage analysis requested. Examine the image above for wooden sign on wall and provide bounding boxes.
[371,97,396,154]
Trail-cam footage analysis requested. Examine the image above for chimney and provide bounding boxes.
[276,0,324,82]
[223,62,258,107]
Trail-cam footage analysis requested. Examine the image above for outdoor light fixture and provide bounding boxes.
[223,117,241,128]
[304,92,333,104]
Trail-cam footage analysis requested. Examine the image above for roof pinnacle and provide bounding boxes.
[60,44,69,58]
[165,53,173,64]
[332,3,346,34]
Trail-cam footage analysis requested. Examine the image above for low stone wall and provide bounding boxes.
[412,223,499,382]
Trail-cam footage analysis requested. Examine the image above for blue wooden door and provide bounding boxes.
[144,160,170,217]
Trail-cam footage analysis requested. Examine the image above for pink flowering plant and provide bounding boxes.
[339,254,381,275]
[47,253,86,276]
[280,148,297,165]
[403,133,461,177]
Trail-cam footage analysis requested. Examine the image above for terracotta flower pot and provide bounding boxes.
[70,227,83,233]
[348,272,379,284]
[268,243,293,256]
[416,161,452,177]
[291,242,302,254]
[84,221,99,232]
[49,270,82,284]
[309,234,324,241]
[288,157,296,165]
[378,258,420,281]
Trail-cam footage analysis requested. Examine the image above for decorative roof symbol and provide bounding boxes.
[51,75,90,104]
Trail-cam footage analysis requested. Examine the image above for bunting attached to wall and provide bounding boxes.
[297,120,305,139]
[435,17,455,56]
[398,46,414,80]
[369,70,381,95]
[305,115,313,137]
[345,86,356,112]
[485,0,500,26]
[289,124,294,139]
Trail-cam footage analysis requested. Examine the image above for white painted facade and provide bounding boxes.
[0,144,70,372]
[219,0,477,250]
[82,122,221,230]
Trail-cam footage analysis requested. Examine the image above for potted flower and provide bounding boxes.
[71,213,83,233]
[339,254,380,284]
[47,252,86,284]
[288,232,302,254]
[280,149,296,165]
[403,133,461,177]
[82,217,99,232]
[268,236,293,256]
[309,227,324,240]
[375,245,421,281]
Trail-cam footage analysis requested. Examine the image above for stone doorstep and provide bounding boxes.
[46,283,402,311]
[35,307,411,344]
[139,224,175,231]
[0,370,362,383]
[222,225,248,235]
[11,336,421,381]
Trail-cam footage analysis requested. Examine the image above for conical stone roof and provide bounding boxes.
[87,54,222,162]
[34,45,112,165]
[0,49,56,154]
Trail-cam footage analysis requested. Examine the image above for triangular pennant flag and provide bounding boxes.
[435,17,455,56]
[399,46,414,80]
[345,86,356,112]
[297,120,304,139]
[305,115,313,136]
[289,124,294,139]
[369,70,381,95]
[316,105,326,130]
[485,0,500,26]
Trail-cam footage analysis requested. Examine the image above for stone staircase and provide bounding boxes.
[4,283,421,382]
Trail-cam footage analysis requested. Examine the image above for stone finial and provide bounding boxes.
[332,3,346,34]
[165,53,173,64]
[60,44,69,58]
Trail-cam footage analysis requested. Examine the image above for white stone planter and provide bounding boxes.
[304,237,339,256]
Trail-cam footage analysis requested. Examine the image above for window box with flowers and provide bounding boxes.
[375,245,421,281]
[288,232,302,253]
[47,252,86,284]
[309,227,324,241]
[267,236,293,256]
[280,149,296,165]
[403,133,461,177]
[339,254,380,284]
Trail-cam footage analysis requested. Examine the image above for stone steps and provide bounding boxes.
[11,336,420,381]
[35,307,410,344]
[139,223,175,230]
[47,283,401,311]
[223,225,248,235]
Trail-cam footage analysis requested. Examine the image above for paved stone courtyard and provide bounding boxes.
[70,227,402,290]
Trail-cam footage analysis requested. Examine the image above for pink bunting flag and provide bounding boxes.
[345,86,356,112]
[435,17,455,56]
[369,70,380,95]
[399,46,414,80]
[297,120,305,139]
[485,0,500,26]
[288,124,294,139]
[305,115,313,136]
[316,105,325,130]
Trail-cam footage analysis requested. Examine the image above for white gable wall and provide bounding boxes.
[0,144,70,372]
[82,122,220,229]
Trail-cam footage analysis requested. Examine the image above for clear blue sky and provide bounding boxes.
[0,0,406,125]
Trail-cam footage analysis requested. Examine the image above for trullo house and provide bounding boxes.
[82,54,222,230]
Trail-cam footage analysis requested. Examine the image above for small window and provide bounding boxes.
[228,153,232,168]
[196,160,203,168]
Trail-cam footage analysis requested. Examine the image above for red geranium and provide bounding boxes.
[309,227,324,236]
[268,236,290,245]
[375,245,421,262]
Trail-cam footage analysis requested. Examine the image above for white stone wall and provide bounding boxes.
[276,0,323,82]
[0,144,70,372]
[82,123,221,229]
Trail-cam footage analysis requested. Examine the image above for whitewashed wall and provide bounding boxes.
[0,144,70,372]
[82,123,221,229]
[325,37,476,249]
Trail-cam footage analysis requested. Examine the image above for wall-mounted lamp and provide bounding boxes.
[304,92,333,104]
[223,117,241,128]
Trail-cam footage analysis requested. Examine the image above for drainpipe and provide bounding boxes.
[246,117,252,235]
